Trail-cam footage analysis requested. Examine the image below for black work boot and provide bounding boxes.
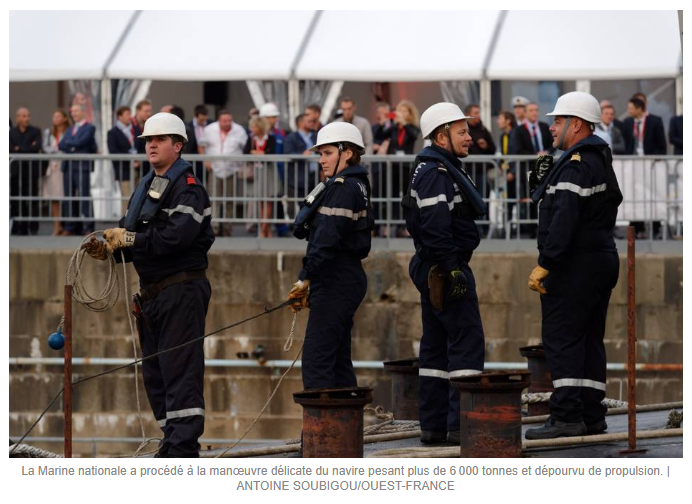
[524,418,586,440]
[585,419,608,435]
[420,430,447,444]
[446,430,461,444]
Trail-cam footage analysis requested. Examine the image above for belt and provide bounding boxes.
[140,270,207,301]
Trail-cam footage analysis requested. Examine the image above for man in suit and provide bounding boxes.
[669,115,683,155]
[599,99,629,147]
[594,104,626,154]
[623,96,667,155]
[60,103,97,235]
[107,106,137,215]
[283,113,318,200]
[9,107,42,235]
[132,99,153,178]
[507,102,553,238]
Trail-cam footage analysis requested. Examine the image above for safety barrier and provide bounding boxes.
[9,153,683,240]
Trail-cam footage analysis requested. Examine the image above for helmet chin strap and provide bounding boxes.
[556,117,572,151]
[331,142,343,178]
[445,124,460,157]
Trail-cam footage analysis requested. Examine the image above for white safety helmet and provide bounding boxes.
[546,91,602,124]
[259,102,280,118]
[512,96,530,107]
[420,102,473,139]
[137,112,188,141]
[311,122,365,152]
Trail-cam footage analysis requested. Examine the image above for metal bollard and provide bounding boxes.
[451,370,531,458]
[519,345,554,416]
[383,358,419,420]
[293,387,373,458]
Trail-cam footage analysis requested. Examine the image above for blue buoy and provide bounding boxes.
[48,331,65,350]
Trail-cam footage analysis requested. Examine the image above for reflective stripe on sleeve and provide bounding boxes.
[546,182,607,197]
[162,205,212,223]
[411,189,461,210]
[553,378,606,391]
[317,206,368,220]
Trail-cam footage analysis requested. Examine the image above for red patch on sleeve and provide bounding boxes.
[186,176,197,185]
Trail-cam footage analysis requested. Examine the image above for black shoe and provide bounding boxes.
[420,430,447,444]
[525,418,586,440]
[446,430,460,444]
[585,419,608,435]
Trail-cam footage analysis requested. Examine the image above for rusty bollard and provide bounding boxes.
[451,370,531,458]
[293,387,373,458]
[383,358,419,420]
[519,345,554,416]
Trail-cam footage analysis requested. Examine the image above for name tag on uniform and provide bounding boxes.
[148,176,170,200]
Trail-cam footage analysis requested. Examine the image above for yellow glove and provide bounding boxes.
[81,237,108,261]
[287,280,310,313]
[528,265,550,294]
[103,228,136,254]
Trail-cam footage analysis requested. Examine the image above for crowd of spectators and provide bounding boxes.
[9,91,683,237]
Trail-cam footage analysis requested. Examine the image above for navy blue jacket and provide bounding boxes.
[298,164,372,281]
[669,115,683,155]
[107,126,134,181]
[623,114,667,155]
[59,122,97,172]
[532,135,623,271]
[403,145,481,272]
[116,158,215,287]
[284,130,318,192]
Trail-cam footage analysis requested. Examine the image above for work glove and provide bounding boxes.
[81,237,108,261]
[446,267,467,301]
[287,279,310,313]
[103,228,136,254]
[529,155,554,195]
[528,265,550,294]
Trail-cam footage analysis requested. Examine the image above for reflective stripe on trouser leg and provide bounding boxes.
[150,280,211,457]
[417,263,485,432]
[541,253,617,423]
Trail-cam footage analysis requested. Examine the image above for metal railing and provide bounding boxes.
[9,153,683,240]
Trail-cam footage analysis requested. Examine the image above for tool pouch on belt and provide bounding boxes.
[428,264,447,311]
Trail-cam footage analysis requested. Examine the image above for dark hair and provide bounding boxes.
[629,98,646,111]
[340,96,355,106]
[430,124,448,144]
[194,104,208,117]
[51,108,71,139]
[601,104,614,113]
[344,142,363,166]
[170,106,185,121]
[306,104,321,114]
[498,110,517,128]
[463,104,479,115]
[135,99,151,111]
[170,134,187,159]
[217,109,232,119]
[115,106,131,117]
[295,113,307,126]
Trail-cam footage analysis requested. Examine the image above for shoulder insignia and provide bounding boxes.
[186,176,197,185]
[437,166,448,173]
[570,153,582,162]
[334,177,345,184]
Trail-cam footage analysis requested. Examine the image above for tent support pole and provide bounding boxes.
[575,80,591,94]
[320,80,344,125]
[480,79,492,130]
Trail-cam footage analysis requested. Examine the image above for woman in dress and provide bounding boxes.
[42,109,70,235]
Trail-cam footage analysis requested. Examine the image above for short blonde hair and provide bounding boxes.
[396,100,420,127]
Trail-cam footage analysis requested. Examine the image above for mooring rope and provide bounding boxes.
[9,443,62,458]
[10,294,293,456]
[522,392,629,409]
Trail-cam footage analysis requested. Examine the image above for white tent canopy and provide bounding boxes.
[294,11,501,81]
[487,10,682,80]
[9,10,135,81]
[107,10,316,80]
[9,10,682,82]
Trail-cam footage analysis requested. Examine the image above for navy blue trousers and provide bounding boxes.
[540,251,619,423]
[302,260,367,390]
[140,279,211,457]
[410,256,485,432]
